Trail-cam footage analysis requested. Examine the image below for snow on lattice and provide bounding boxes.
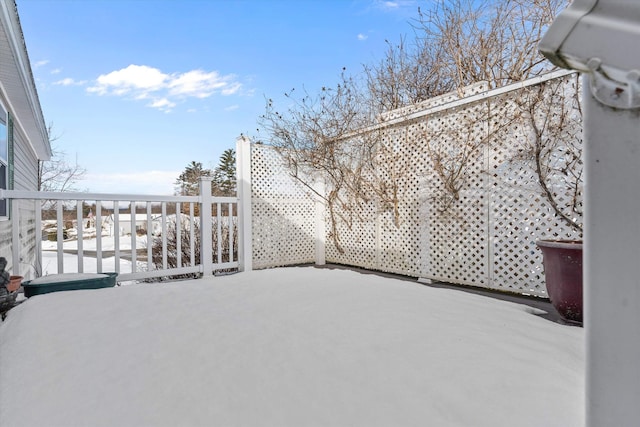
[249,73,583,297]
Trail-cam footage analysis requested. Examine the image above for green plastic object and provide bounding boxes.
[22,272,118,298]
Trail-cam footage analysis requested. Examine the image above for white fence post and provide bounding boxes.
[313,181,326,266]
[236,135,253,272]
[199,176,214,277]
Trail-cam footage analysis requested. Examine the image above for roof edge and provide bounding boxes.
[0,0,50,160]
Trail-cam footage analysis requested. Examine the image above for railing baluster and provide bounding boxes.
[217,202,222,265]
[96,201,102,273]
[228,203,234,263]
[131,201,136,274]
[161,202,167,270]
[56,202,64,273]
[147,202,153,272]
[176,202,182,269]
[114,202,120,275]
[11,200,20,275]
[35,200,42,277]
[76,201,84,273]
[190,203,195,267]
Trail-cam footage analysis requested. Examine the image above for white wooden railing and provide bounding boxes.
[1,177,247,282]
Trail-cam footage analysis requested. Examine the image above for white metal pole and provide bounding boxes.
[538,2,640,422]
[583,78,640,427]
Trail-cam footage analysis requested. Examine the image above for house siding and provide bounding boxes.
[12,118,39,190]
[0,95,40,277]
[0,91,11,270]
[0,1,49,278]
[16,124,38,275]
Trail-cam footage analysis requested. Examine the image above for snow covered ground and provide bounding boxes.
[40,237,142,276]
[0,267,584,427]
[41,235,149,252]
[40,251,136,277]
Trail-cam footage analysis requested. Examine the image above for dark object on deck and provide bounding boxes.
[22,272,118,298]
[537,240,583,325]
[0,257,22,320]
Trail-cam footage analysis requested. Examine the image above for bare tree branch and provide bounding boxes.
[38,124,86,193]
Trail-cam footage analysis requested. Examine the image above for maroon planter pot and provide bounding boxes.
[537,240,583,324]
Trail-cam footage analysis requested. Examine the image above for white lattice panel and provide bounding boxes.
[325,202,377,269]
[382,82,489,122]
[377,198,422,276]
[323,123,425,276]
[249,73,583,298]
[375,123,423,276]
[251,145,317,268]
[417,98,491,287]
[487,76,583,296]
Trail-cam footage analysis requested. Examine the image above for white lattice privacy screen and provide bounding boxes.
[247,71,583,297]
[250,144,317,269]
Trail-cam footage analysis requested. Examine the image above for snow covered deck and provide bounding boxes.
[0,267,584,427]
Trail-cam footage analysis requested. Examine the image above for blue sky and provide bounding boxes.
[17,0,420,194]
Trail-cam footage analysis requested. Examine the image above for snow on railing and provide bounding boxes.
[1,177,241,283]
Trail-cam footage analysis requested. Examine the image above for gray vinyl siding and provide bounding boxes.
[12,119,39,191]
[15,124,38,276]
[0,101,39,278]
[0,2,49,279]
[0,91,10,268]
[0,219,10,270]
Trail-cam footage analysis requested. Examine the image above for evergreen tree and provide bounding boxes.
[174,161,213,196]
[213,149,236,196]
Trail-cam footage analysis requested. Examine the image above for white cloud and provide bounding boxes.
[51,68,62,75]
[33,59,49,68]
[147,98,176,113]
[54,77,87,86]
[54,78,76,86]
[88,64,168,96]
[168,70,229,98]
[224,105,239,111]
[87,64,243,112]
[357,33,368,41]
[221,82,242,96]
[375,0,415,11]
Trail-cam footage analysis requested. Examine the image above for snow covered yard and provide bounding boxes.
[0,267,583,427]
[40,237,141,277]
